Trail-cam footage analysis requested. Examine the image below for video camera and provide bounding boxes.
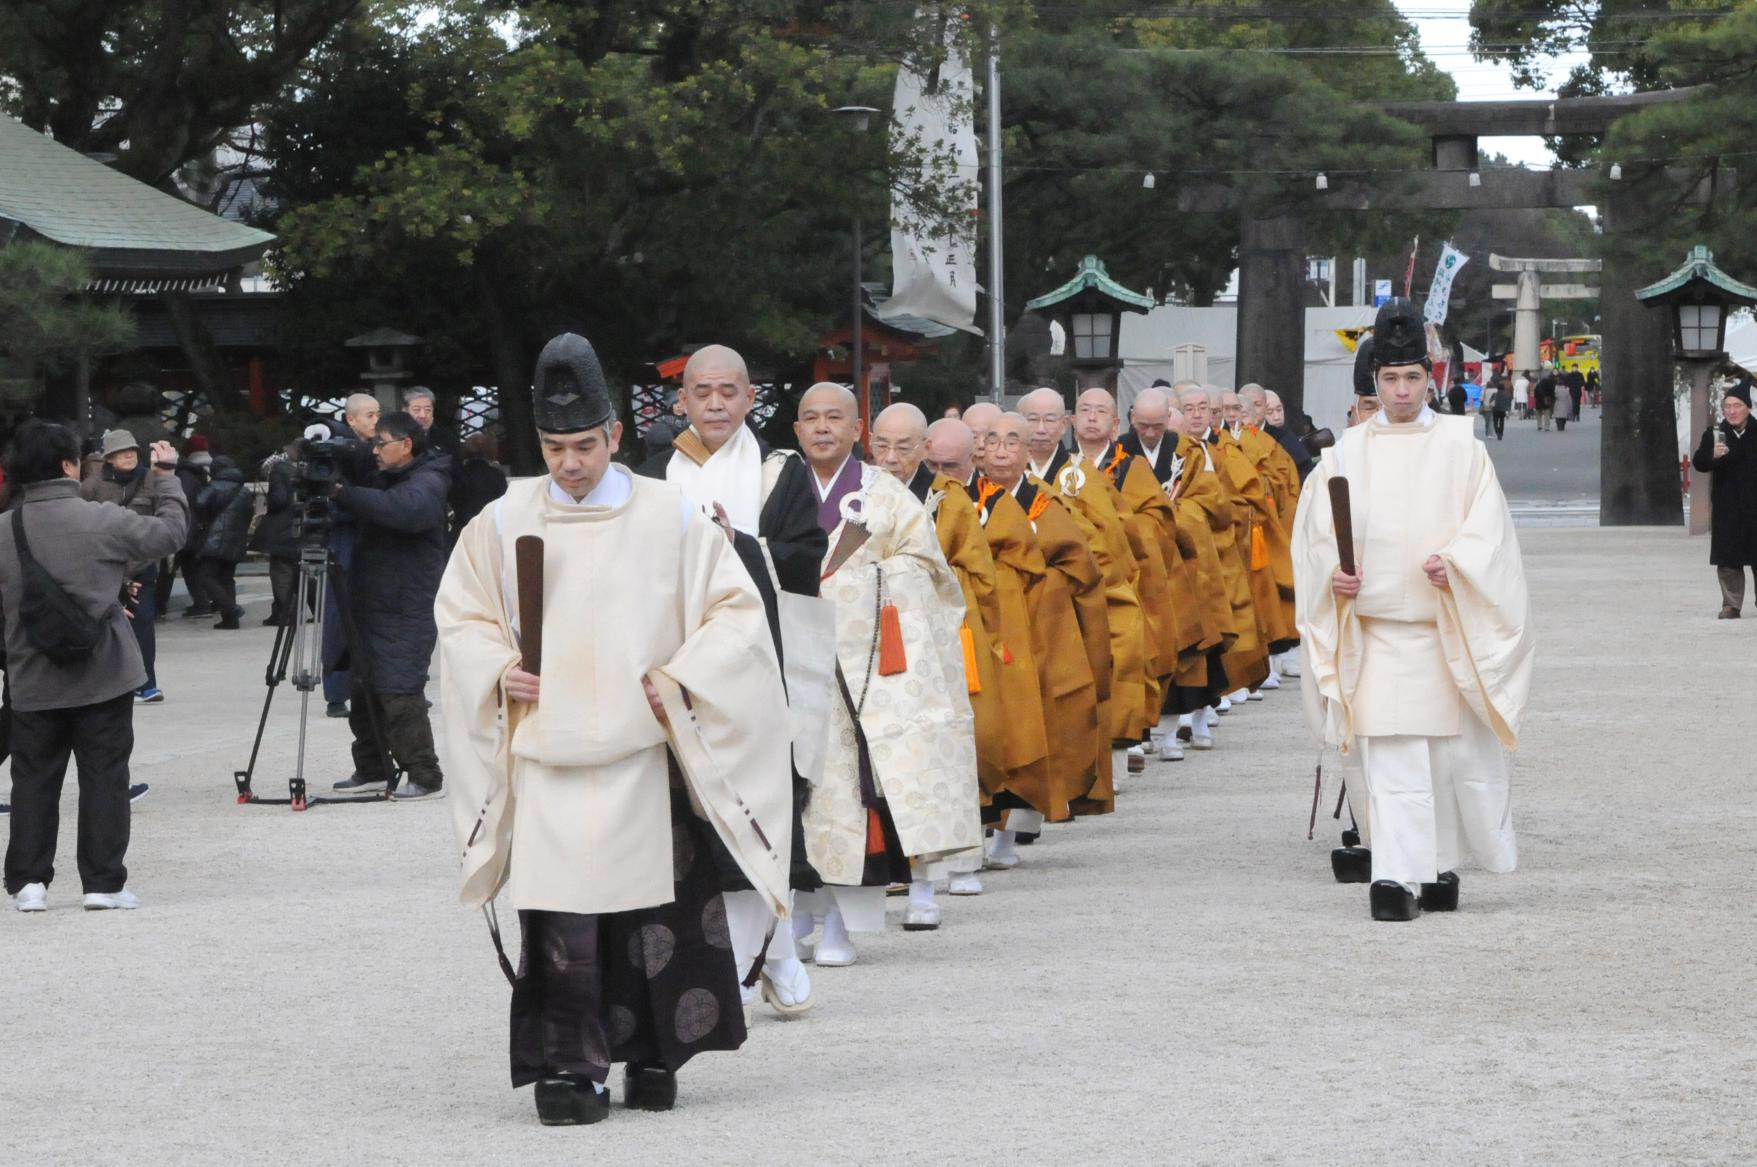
[292,424,358,546]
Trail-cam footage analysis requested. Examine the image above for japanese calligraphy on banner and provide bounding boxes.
[1423,243,1469,325]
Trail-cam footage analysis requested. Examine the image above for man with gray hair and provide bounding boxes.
[403,386,460,458]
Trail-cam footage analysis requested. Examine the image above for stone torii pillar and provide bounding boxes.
[1487,255,1602,373]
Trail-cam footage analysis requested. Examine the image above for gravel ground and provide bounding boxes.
[4,524,1751,1166]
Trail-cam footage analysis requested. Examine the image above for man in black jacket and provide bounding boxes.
[329,412,450,798]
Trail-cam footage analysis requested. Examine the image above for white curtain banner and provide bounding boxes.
[879,13,980,333]
[1423,243,1469,325]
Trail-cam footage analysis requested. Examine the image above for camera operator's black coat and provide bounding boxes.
[334,448,451,695]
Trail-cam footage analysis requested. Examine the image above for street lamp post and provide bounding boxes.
[833,105,879,429]
[1635,245,1757,535]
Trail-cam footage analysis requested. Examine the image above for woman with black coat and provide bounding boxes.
[191,456,255,629]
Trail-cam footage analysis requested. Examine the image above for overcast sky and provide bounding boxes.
[1394,0,1590,167]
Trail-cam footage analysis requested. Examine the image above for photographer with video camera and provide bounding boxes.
[2,421,187,912]
[327,411,449,800]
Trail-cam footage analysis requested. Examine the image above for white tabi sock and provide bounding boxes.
[988,829,1018,860]
[908,879,936,908]
[820,906,852,950]
[1178,714,1193,729]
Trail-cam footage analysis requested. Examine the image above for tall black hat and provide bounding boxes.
[1352,336,1378,399]
[532,333,614,433]
[1369,297,1430,369]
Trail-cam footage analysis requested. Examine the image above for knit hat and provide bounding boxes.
[187,435,211,453]
[101,429,139,458]
[1726,377,1753,408]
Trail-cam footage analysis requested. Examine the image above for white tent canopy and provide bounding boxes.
[1118,305,1377,432]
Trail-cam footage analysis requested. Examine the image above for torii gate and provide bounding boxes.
[1186,87,1708,525]
[1489,254,1602,375]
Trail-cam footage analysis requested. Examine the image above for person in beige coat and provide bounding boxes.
[436,335,792,1125]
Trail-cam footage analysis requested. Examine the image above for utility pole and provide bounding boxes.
[986,30,1005,402]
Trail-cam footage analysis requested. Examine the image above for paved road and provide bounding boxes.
[5,524,1749,1164]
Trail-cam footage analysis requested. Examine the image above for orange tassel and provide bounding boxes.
[866,807,886,855]
[960,625,981,694]
[878,603,907,675]
[1250,525,1269,570]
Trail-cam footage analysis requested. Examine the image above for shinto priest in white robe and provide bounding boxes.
[436,466,793,920]
[1292,406,1534,889]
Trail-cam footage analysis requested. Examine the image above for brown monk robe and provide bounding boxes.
[1020,388,1150,749]
[954,404,1057,822]
[1071,390,1188,731]
[986,411,1107,819]
[1238,384,1303,654]
[1215,393,1298,667]
[1179,389,1267,693]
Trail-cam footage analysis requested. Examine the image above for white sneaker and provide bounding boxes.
[14,882,47,912]
[902,902,942,931]
[947,872,983,896]
[83,889,140,911]
[1158,738,1184,762]
[1259,674,1281,690]
[1189,733,1215,751]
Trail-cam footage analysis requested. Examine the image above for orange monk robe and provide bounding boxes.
[1236,425,1302,649]
[927,475,1008,798]
[1096,445,1184,720]
[1019,479,1113,818]
[1041,457,1151,742]
[970,483,1059,821]
[1176,433,1264,692]
[1215,429,1298,660]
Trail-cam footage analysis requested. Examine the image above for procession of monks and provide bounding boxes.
[860,379,1306,880]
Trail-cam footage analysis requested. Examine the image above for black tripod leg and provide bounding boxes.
[235,607,299,802]
[328,551,403,794]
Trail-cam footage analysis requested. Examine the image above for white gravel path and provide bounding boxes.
[4,526,1751,1165]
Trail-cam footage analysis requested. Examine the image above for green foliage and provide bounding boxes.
[1595,4,1757,280]
[0,243,135,380]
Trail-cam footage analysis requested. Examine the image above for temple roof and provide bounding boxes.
[0,117,274,286]
[1025,255,1155,313]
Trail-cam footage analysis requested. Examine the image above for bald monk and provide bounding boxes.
[1236,384,1303,688]
[986,412,1110,838]
[1019,387,1143,786]
[1167,385,1256,747]
[924,412,1059,865]
[1070,388,1188,762]
[872,403,999,904]
[1212,387,1287,704]
[1120,385,1181,484]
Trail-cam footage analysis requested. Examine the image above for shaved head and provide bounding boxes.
[681,344,755,452]
[1019,387,1069,461]
[871,402,930,483]
[1264,389,1286,427]
[1073,388,1119,456]
[1176,385,1211,437]
[1220,390,1244,428]
[1130,387,1172,451]
[985,412,1031,488]
[794,382,861,474]
[1239,384,1267,426]
[924,417,977,483]
[962,400,1002,472]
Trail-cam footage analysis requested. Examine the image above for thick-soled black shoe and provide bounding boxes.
[1419,871,1460,912]
[1341,826,1361,849]
[1330,846,1372,884]
[1369,880,1421,922]
[535,1077,609,1126]
[624,1063,678,1112]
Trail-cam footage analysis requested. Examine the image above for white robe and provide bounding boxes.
[804,466,981,886]
[436,469,793,917]
[1292,410,1533,881]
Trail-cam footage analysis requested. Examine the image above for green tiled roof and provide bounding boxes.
[1635,245,1757,305]
[0,117,273,279]
[1025,255,1156,313]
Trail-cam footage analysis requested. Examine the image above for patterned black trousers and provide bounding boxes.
[508,779,747,1088]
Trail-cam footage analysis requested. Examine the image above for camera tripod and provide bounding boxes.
[233,539,402,811]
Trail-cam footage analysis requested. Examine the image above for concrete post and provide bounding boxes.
[1512,269,1542,374]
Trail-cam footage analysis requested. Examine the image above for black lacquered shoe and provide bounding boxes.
[1330,846,1372,884]
[1341,826,1361,849]
[625,1063,678,1112]
[535,1077,609,1125]
[1369,880,1421,922]
[1419,871,1460,912]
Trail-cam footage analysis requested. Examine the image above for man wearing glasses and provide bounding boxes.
[330,411,451,799]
